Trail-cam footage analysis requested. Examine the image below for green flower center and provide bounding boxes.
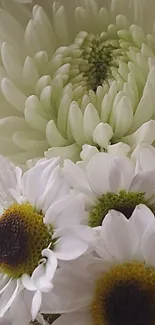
[89,190,155,227]
[0,203,52,278]
[57,31,127,93]
[92,262,155,325]
[78,34,117,91]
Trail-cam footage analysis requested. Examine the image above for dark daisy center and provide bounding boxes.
[0,212,29,267]
[0,203,52,278]
[105,281,154,325]
[89,190,155,227]
[92,263,155,325]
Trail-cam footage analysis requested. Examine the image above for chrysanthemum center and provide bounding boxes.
[92,262,155,325]
[56,31,126,94]
[89,190,155,227]
[79,35,116,91]
[0,203,52,278]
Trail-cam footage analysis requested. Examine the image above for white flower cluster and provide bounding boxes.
[1,1,155,325]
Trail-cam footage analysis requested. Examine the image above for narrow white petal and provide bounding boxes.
[41,249,57,281]
[0,278,12,294]
[0,279,21,317]
[31,290,42,321]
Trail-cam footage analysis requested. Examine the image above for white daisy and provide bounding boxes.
[1,0,155,166]
[42,204,155,325]
[0,155,94,324]
[63,146,155,227]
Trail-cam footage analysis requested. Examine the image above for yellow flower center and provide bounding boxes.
[92,262,155,325]
[0,203,52,278]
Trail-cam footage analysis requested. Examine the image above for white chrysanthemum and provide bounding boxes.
[63,144,155,227]
[41,204,155,325]
[0,0,155,167]
[0,155,94,325]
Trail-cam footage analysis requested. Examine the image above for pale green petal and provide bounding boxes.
[93,123,113,148]
[45,143,81,162]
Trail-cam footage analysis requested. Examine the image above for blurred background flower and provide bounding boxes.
[0,0,155,168]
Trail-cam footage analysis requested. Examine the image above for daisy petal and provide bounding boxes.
[9,290,32,325]
[142,221,155,266]
[0,279,21,317]
[37,166,70,213]
[41,265,93,313]
[41,249,57,281]
[45,193,85,227]
[63,159,92,196]
[31,290,42,321]
[130,204,155,239]
[21,157,60,207]
[54,229,89,260]
[132,144,155,173]
[129,170,155,199]
[0,278,12,294]
[100,210,138,262]
[87,153,134,195]
[22,274,36,291]
[31,263,53,293]
[0,156,21,203]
